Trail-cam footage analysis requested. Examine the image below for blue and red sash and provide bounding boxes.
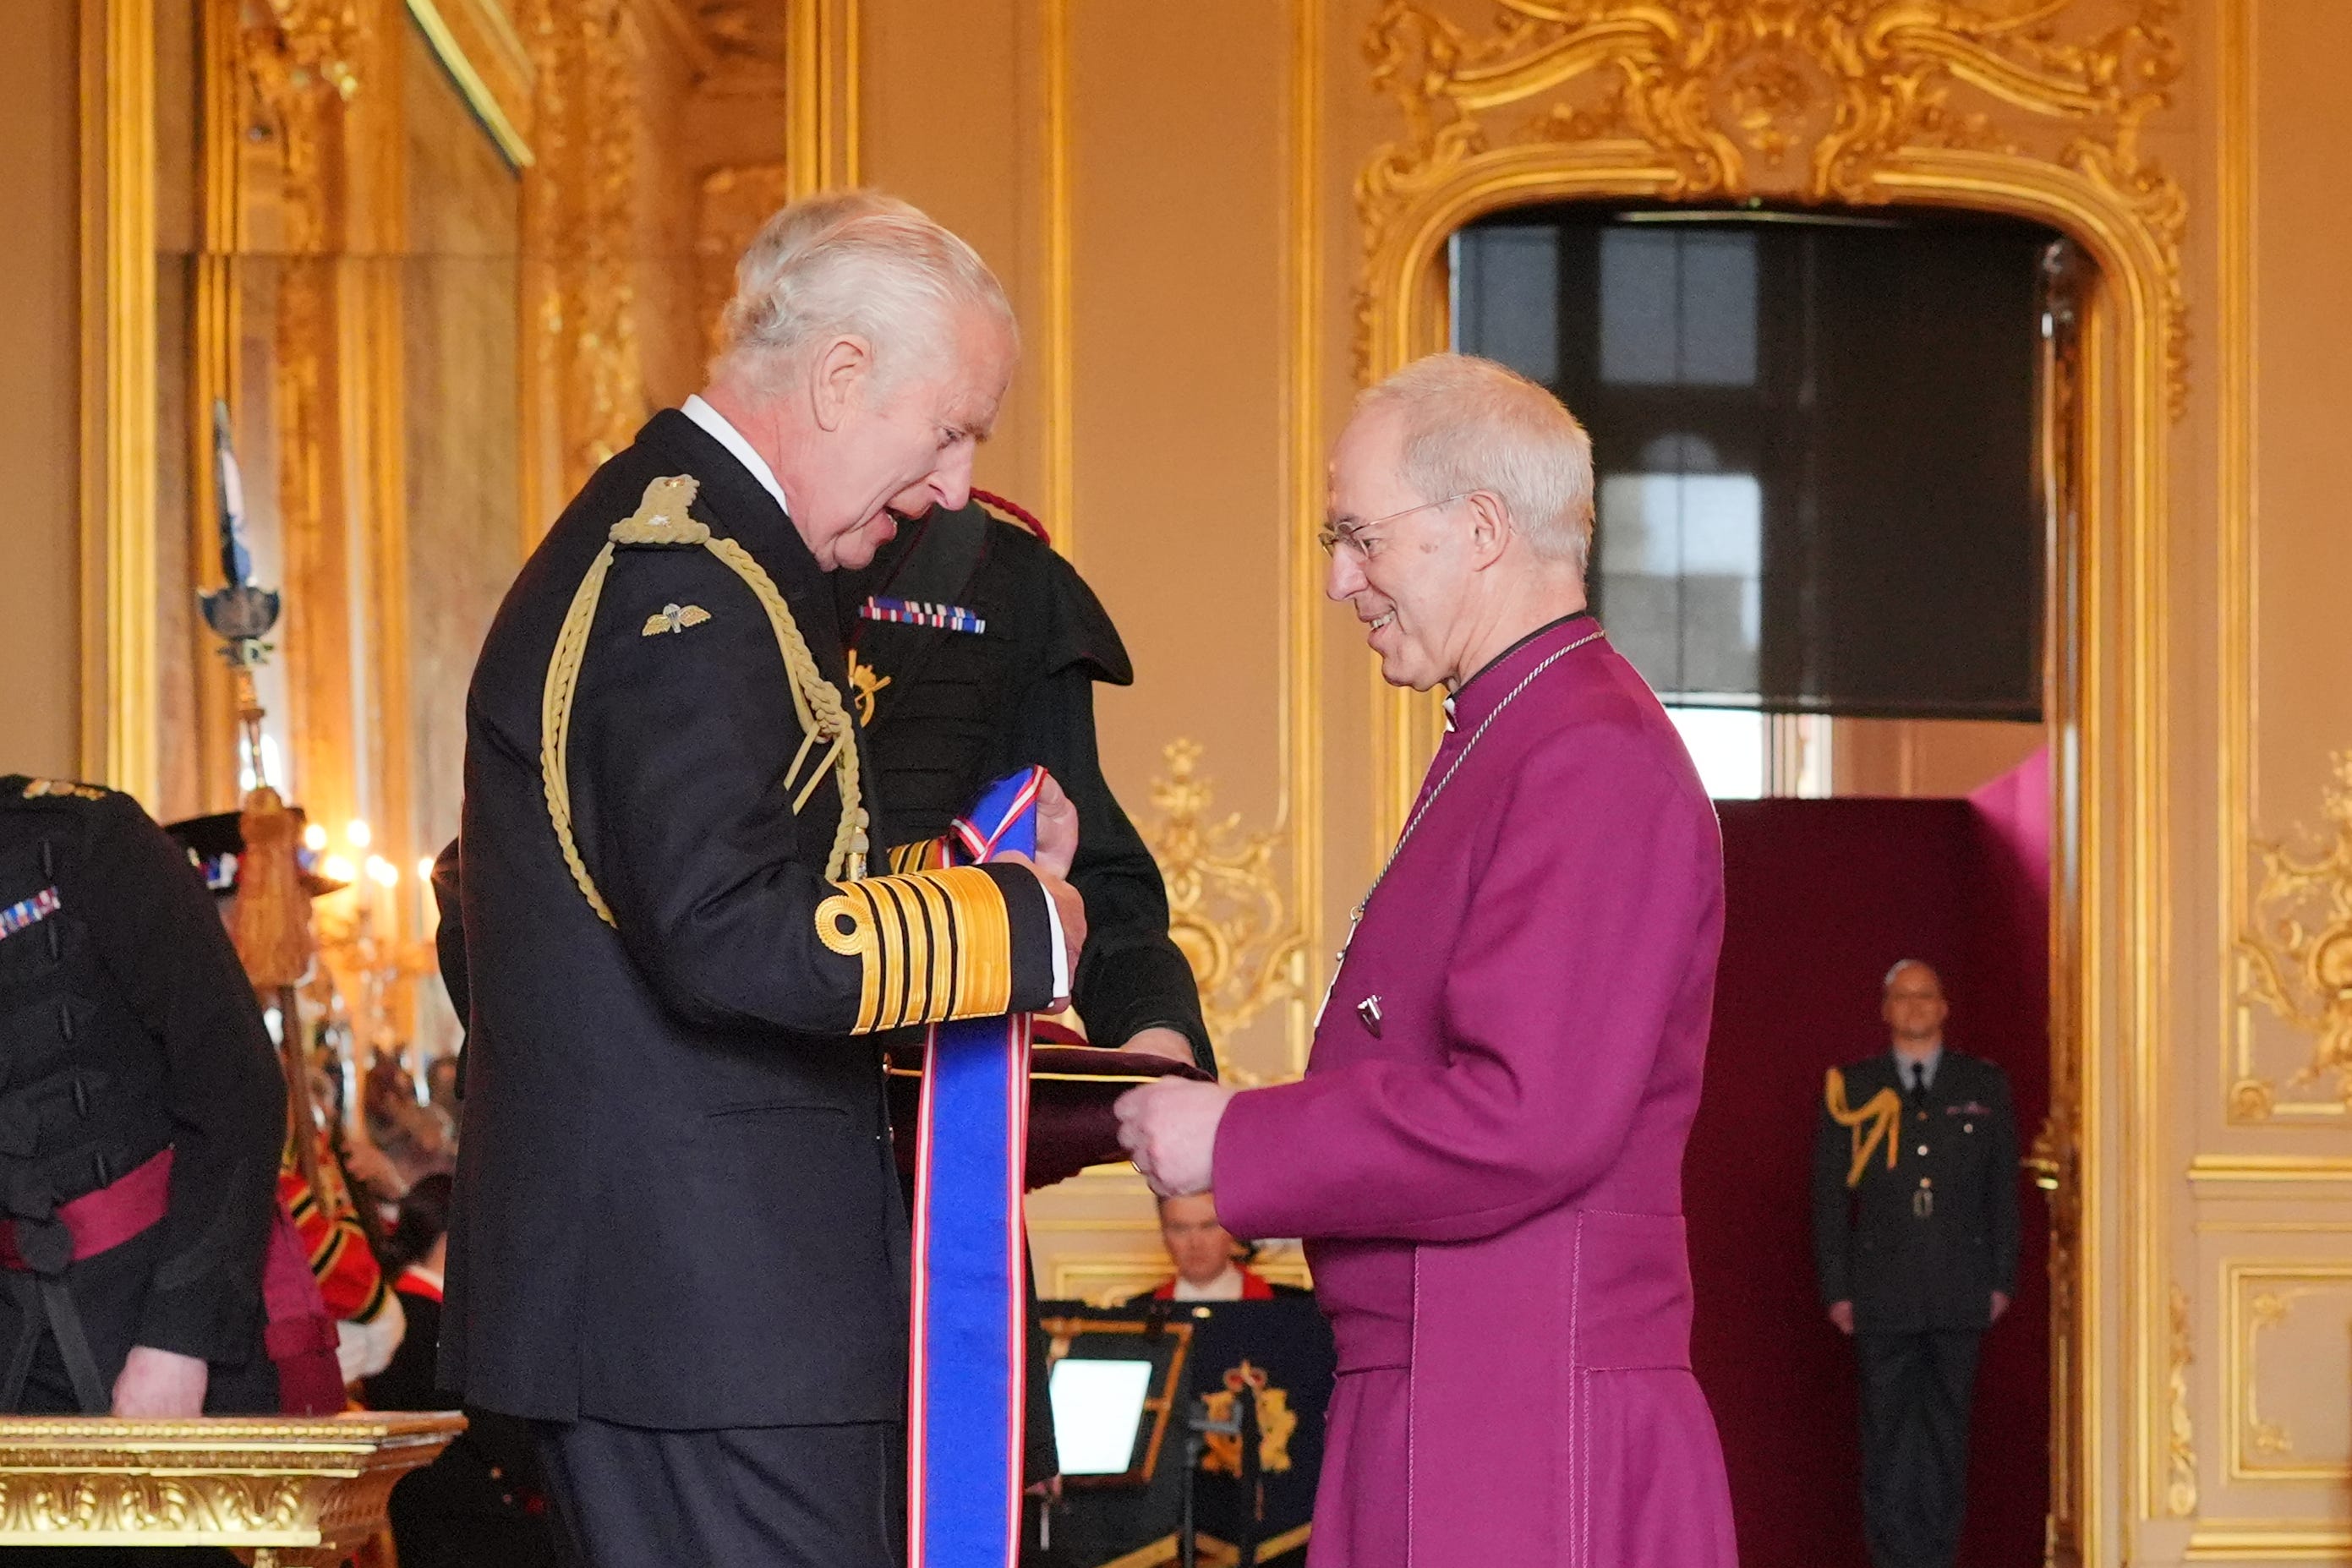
[907,767,1043,1568]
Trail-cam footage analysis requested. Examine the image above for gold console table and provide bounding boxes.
[0,1413,462,1565]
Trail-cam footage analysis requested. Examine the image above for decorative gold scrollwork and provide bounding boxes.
[2238,752,2352,1109]
[1143,740,1306,1068]
[2167,1280,2197,1516]
[1354,0,2188,415]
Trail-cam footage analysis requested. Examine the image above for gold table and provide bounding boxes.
[0,1413,462,1565]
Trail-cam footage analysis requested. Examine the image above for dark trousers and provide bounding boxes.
[1854,1330,1983,1568]
[535,1416,905,1568]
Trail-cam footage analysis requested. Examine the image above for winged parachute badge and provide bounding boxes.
[642,603,712,636]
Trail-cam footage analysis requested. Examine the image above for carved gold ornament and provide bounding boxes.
[522,0,648,490]
[1201,1361,1297,1478]
[1144,740,1306,1063]
[2166,1280,2196,1516]
[2238,752,2352,1107]
[0,1413,456,1564]
[1354,0,2188,415]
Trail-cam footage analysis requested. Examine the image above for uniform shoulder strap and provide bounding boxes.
[539,475,869,929]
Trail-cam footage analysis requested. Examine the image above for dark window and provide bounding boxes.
[1452,207,2056,722]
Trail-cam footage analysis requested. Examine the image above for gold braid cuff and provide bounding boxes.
[815,866,1015,1031]
[885,839,950,873]
[1824,1067,1904,1188]
[540,475,870,929]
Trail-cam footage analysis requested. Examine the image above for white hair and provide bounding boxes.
[714,189,1016,396]
[1356,353,1595,570]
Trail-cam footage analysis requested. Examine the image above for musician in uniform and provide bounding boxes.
[442,193,1083,1567]
[0,778,283,1419]
[1813,959,2021,1568]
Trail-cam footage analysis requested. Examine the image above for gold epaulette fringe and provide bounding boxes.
[539,475,869,929]
[1824,1067,1904,1189]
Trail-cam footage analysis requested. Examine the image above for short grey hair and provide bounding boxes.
[1356,353,1595,569]
[714,189,1016,396]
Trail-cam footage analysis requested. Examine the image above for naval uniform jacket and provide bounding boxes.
[834,504,1212,1071]
[1811,1048,2021,1335]
[442,410,1058,1429]
[0,779,282,1409]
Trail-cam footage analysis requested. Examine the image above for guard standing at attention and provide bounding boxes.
[835,491,1212,1074]
[1813,959,2021,1568]
[0,777,284,1418]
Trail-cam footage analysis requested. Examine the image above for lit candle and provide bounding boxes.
[416,856,438,937]
[302,822,328,854]
[346,819,372,852]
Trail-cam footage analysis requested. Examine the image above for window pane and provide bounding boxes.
[1666,707,1765,800]
[1595,469,1761,698]
[1452,227,1560,385]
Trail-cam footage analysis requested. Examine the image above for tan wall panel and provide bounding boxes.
[1065,1,1291,836]
[0,0,83,777]
[2250,0,2352,817]
[860,0,1041,505]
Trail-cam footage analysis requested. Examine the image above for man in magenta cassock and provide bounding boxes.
[1117,353,1738,1568]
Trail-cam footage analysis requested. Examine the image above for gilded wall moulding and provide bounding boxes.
[1354,0,2188,416]
[2167,1279,2197,1516]
[1143,740,1307,1074]
[521,0,648,490]
[697,162,792,357]
[2237,752,2352,1112]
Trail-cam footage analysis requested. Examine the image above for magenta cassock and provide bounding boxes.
[1213,616,1739,1568]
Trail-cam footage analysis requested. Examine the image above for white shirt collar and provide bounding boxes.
[681,395,790,517]
[1171,1265,1246,1303]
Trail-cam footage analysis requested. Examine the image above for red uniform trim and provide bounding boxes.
[396,1265,445,1305]
[1150,1267,1275,1302]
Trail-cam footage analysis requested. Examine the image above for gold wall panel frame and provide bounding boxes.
[79,0,161,803]
[1348,3,2186,1560]
[2221,1262,2352,1485]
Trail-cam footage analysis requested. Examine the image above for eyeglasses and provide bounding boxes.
[1315,493,1476,560]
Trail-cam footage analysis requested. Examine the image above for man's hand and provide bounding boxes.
[1034,772,1079,881]
[1989,1290,2011,1325]
[1114,1078,1233,1196]
[112,1346,209,1417]
[1122,1027,1195,1065]
[1827,1300,1855,1336]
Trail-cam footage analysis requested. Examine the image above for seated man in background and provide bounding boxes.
[1129,1193,1290,1303]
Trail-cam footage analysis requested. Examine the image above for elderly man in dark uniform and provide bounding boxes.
[1813,959,2021,1568]
[0,777,283,1423]
[443,191,1084,1568]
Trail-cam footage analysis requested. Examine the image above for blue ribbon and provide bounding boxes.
[908,767,1043,1568]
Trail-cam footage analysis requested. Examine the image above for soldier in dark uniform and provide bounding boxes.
[443,193,1082,1568]
[1813,959,2021,1568]
[0,778,283,1422]
[836,494,1212,1073]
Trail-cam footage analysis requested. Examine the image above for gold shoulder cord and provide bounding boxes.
[539,475,870,928]
[1824,1066,1904,1188]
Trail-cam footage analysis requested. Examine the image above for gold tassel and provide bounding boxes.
[233,786,313,988]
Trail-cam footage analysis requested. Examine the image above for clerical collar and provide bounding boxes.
[1442,610,1597,731]
[682,395,793,518]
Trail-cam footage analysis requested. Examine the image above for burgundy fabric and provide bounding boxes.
[888,1044,1207,1190]
[1215,625,1737,1568]
[1688,753,2050,1568]
[264,1203,347,1415]
[0,1146,173,1269]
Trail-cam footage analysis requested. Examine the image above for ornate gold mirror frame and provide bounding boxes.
[1352,3,2185,1562]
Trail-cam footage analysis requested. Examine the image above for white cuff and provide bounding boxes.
[1038,881,1069,1002]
